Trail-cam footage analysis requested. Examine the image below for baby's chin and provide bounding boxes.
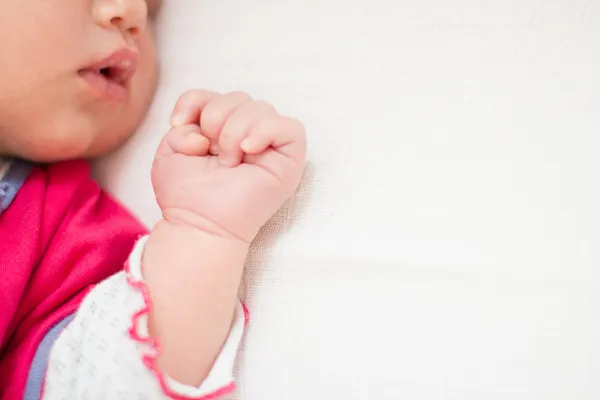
[12,124,137,163]
[20,104,149,163]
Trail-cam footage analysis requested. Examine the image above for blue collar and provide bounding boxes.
[0,158,33,215]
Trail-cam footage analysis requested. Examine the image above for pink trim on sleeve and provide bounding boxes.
[242,303,250,325]
[124,259,247,400]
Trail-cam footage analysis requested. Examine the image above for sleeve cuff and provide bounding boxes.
[126,235,248,399]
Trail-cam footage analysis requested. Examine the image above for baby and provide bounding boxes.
[0,0,306,399]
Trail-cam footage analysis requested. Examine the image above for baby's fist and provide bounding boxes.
[152,90,307,242]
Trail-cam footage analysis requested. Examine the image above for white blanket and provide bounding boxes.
[94,1,600,398]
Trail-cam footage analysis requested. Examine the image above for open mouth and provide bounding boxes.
[98,63,130,84]
[79,48,139,102]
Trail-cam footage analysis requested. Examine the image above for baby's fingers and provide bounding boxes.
[242,116,306,185]
[157,124,210,157]
[219,100,276,167]
[242,116,306,161]
[200,91,253,154]
[170,90,218,127]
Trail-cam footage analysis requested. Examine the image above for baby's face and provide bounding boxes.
[0,0,162,161]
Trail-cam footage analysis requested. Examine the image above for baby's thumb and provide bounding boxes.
[156,125,210,158]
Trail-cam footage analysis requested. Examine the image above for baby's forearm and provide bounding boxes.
[141,219,249,386]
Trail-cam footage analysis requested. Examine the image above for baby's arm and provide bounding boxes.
[142,222,249,386]
[142,90,306,387]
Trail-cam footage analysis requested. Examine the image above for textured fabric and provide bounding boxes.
[43,236,245,400]
[0,160,147,400]
[94,1,600,399]
[23,315,74,400]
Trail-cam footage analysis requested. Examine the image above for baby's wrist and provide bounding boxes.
[160,207,254,244]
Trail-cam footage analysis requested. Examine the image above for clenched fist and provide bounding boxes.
[151,90,307,242]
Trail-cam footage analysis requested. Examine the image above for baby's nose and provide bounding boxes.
[93,0,148,38]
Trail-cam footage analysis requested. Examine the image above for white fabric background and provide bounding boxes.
[94,1,600,399]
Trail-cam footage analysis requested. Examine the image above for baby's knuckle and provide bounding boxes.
[179,88,204,100]
[281,116,305,132]
[200,108,225,131]
[253,99,275,112]
[250,117,271,133]
[178,89,217,105]
[219,129,236,143]
[226,91,252,101]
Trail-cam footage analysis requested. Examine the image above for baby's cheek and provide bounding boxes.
[137,26,159,99]
[129,30,159,120]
